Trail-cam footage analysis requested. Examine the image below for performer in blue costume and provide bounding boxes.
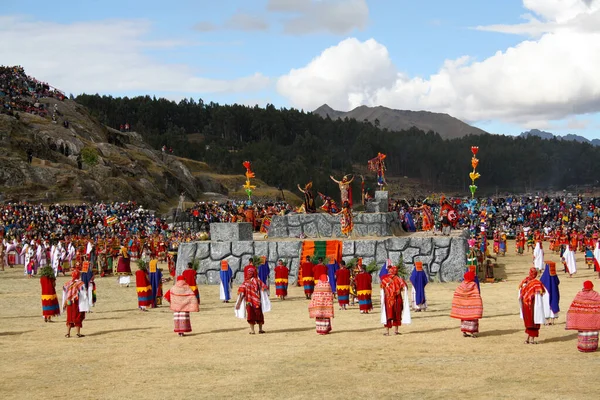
[379,259,391,280]
[326,260,339,294]
[258,258,270,288]
[409,261,428,311]
[149,257,163,307]
[219,260,233,303]
[539,261,560,325]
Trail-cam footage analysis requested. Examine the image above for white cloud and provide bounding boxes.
[267,0,369,35]
[277,2,600,125]
[0,16,270,95]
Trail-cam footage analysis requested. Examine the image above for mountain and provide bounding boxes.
[312,104,488,139]
[520,129,599,146]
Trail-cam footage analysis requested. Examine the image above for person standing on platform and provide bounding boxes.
[308,275,335,335]
[380,265,409,336]
[135,263,153,311]
[181,262,199,303]
[410,261,428,312]
[61,269,90,338]
[219,260,233,303]
[274,259,289,300]
[519,267,546,344]
[164,276,199,337]
[335,261,351,310]
[450,271,483,338]
[235,266,269,334]
[40,265,60,322]
[355,261,373,314]
[566,280,600,352]
[301,256,314,299]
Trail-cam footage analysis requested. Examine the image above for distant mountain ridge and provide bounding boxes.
[312,104,488,139]
[519,129,600,146]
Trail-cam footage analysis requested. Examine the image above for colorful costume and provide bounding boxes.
[301,260,314,296]
[135,269,153,309]
[335,267,350,307]
[61,271,89,329]
[539,261,560,320]
[519,268,546,339]
[40,273,60,320]
[380,266,408,329]
[308,276,334,334]
[566,281,600,352]
[149,259,163,307]
[219,260,233,302]
[410,261,428,311]
[164,276,199,335]
[355,270,373,313]
[274,263,289,298]
[450,271,483,335]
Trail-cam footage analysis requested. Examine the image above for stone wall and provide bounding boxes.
[267,212,403,238]
[176,234,468,285]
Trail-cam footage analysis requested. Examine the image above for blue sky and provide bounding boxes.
[2,0,600,138]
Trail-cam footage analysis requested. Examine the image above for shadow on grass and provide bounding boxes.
[332,327,381,334]
[410,326,457,335]
[542,332,578,344]
[86,327,158,337]
[0,330,34,336]
[266,327,316,334]
[477,328,522,337]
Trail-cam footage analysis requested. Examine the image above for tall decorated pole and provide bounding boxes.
[242,161,256,205]
[469,146,480,199]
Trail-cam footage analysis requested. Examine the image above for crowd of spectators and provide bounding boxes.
[0,65,65,118]
[187,201,292,231]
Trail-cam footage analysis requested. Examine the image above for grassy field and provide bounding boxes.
[0,240,598,400]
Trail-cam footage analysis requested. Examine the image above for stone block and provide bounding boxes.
[304,221,318,237]
[433,247,450,264]
[288,226,302,238]
[210,242,231,260]
[232,241,254,257]
[385,237,409,251]
[409,237,433,255]
[374,190,389,202]
[278,242,302,258]
[354,224,368,237]
[225,255,241,274]
[365,201,382,213]
[342,241,355,256]
[287,214,301,226]
[375,241,388,264]
[254,242,268,258]
[268,242,278,263]
[387,251,402,265]
[199,258,221,274]
[317,216,333,237]
[267,216,288,238]
[210,223,253,241]
[196,242,210,259]
[440,238,467,282]
[176,242,197,275]
[368,224,382,237]
[288,258,300,285]
[433,236,452,247]
[355,240,376,256]
[402,247,420,265]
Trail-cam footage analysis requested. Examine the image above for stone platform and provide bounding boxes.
[267,212,402,238]
[176,231,468,285]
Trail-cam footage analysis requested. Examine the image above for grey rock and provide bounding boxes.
[430,262,441,274]
[225,255,241,274]
[434,236,452,247]
[387,251,402,265]
[268,242,278,263]
[342,241,355,256]
[254,242,268,258]
[210,242,231,260]
[288,226,302,238]
[304,221,318,237]
[278,242,302,258]
[375,241,388,264]
[410,237,433,255]
[440,238,467,282]
[433,247,450,264]
[354,224,368,237]
[402,247,420,265]
[287,214,301,226]
[199,258,221,274]
[317,216,333,237]
[355,240,376,256]
[196,274,208,285]
[386,238,409,251]
[232,241,254,257]
[210,223,253,241]
[196,242,210,259]
[374,190,389,202]
[175,242,197,275]
[368,224,382,237]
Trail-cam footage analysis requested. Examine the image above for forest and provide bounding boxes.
[75,94,600,197]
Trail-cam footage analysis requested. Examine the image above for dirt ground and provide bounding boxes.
[0,240,598,400]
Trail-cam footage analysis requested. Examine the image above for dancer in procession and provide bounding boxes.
[165,276,199,336]
[450,271,483,338]
[566,281,600,352]
[380,264,409,336]
[274,259,289,300]
[308,274,335,335]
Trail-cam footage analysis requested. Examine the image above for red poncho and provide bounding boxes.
[566,290,600,331]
